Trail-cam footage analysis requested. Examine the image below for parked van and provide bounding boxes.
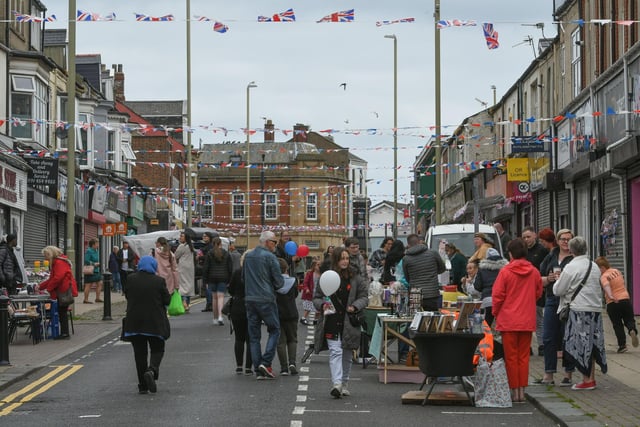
[425,224,503,259]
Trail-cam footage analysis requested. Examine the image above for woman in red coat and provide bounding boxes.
[492,238,543,403]
[37,246,78,340]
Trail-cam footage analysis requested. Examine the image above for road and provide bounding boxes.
[0,306,557,426]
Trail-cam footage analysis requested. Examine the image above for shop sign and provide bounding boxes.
[507,158,530,182]
[511,181,532,203]
[511,135,546,153]
[91,185,107,213]
[102,223,116,237]
[131,195,145,221]
[116,222,127,235]
[25,158,58,198]
[0,162,27,211]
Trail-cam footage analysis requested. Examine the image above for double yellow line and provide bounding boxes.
[0,364,83,416]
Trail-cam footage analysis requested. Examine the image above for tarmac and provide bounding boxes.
[1,292,639,426]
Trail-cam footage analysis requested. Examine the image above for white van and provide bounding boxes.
[425,223,503,259]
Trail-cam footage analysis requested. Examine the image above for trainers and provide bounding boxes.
[617,345,628,354]
[630,330,639,348]
[559,377,572,387]
[258,364,276,379]
[280,369,290,376]
[300,318,308,325]
[256,374,266,380]
[235,367,243,375]
[341,383,350,396]
[330,383,342,398]
[143,370,157,393]
[218,319,224,326]
[289,364,298,375]
[244,369,253,376]
[571,381,596,390]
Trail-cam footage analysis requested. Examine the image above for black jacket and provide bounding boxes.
[0,242,22,288]
[526,241,549,270]
[202,249,233,284]
[124,271,171,339]
[276,276,299,321]
[227,269,247,321]
[474,256,508,300]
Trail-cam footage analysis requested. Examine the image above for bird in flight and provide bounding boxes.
[339,83,347,90]
[371,111,379,118]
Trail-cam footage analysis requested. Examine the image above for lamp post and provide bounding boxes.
[434,0,442,226]
[185,0,193,227]
[384,34,398,239]
[246,81,257,248]
[66,0,77,266]
[260,153,266,229]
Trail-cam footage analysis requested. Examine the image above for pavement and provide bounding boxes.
[2,293,640,426]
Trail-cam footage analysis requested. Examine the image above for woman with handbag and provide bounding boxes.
[553,236,607,391]
[83,238,102,304]
[536,229,575,386]
[313,247,368,398]
[37,246,78,340]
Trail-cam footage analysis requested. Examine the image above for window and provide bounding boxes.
[121,142,136,160]
[306,192,318,221]
[201,194,213,219]
[106,131,116,169]
[571,29,582,97]
[264,192,278,220]
[77,113,93,169]
[232,193,245,220]
[10,74,47,145]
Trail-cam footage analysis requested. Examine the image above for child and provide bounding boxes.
[300,259,320,325]
[276,258,299,376]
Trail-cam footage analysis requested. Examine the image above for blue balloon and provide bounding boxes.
[284,241,298,256]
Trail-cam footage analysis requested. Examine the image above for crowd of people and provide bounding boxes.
[8,220,635,401]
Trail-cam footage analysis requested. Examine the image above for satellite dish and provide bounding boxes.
[55,127,68,140]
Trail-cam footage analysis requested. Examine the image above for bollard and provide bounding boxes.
[0,295,10,365]
[102,272,112,321]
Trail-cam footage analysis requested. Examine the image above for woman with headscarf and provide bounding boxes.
[122,256,171,394]
[153,237,179,294]
[37,246,78,340]
[313,247,368,398]
[174,231,195,312]
[553,236,607,390]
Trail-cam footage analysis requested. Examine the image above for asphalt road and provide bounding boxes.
[0,306,558,426]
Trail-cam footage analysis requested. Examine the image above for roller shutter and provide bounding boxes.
[556,189,570,223]
[602,178,624,272]
[23,204,48,267]
[535,191,551,230]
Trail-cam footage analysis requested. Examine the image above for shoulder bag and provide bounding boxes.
[83,264,95,275]
[57,286,74,306]
[558,260,592,322]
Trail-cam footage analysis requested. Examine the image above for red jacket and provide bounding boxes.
[301,270,316,302]
[39,256,78,299]
[491,258,542,332]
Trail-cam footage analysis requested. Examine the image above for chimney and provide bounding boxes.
[113,64,125,102]
[293,123,308,142]
[264,119,275,142]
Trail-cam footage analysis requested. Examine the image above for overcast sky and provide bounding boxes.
[45,0,556,204]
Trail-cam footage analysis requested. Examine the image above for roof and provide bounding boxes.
[200,142,320,164]
[76,54,102,92]
[43,29,66,46]
[124,101,185,117]
[114,101,184,152]
[370,200,409,212]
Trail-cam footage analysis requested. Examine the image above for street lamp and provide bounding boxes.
[246,81,257,248]
[384,34,398,238]
[185,0,193,227]
[261,153,266,229]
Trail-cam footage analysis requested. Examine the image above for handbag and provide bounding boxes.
[57,286,74,306]
[474,357,512,408]
[558,260,592,322]
[221,297,233,316]
[120,317,132,342]
[167,290,186,316]
[83,264,95,275]
[347,309,365,328]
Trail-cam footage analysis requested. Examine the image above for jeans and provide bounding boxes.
[542,296,575,374]
[111,270,122,292]
[327,338,353,386]
[245,300,280,370]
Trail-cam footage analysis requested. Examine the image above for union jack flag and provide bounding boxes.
[13,11,43,22]
[376,17,415,27]
[135,13,174,22]
[317,9,354,23]
[213,21,229,33]
[482,23,499,49]
[436,19,476,28]
[77,10,116,21]
[258,8,296,22]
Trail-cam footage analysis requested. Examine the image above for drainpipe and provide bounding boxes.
[610,171,628,277]
[565,181,574,229]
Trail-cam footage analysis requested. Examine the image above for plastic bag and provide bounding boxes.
[474,358,512,407]
[368,278,383,307]
[168,290,186,316]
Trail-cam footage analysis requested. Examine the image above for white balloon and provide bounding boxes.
[319,270,341,296]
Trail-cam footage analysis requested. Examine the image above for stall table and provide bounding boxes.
[9,294,52,343]
[369,314,419,384]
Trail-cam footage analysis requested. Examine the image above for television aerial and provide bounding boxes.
[474,98,489,109]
